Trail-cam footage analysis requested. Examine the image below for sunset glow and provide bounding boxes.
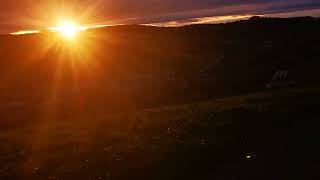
[1,0,320,179]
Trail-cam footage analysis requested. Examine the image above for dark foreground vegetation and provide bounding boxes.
[1,88,320,179]
[0,17,320,179]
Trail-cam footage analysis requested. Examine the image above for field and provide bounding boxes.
[1,87,320,179]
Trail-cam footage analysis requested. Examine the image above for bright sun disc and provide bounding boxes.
[51,21,86,39]
[60,22,77,37]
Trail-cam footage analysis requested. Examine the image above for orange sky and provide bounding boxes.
[1,0,320,33]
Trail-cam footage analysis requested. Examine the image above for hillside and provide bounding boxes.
[1,17,320,179]
[1,87,320,179]
[0,17,320,115]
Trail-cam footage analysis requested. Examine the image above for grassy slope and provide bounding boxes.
[1,87,320,179]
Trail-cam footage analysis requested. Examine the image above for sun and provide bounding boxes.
[59,22,78,38]
[50,21,86,39]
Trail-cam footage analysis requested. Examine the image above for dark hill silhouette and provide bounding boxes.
[0,16,320,115]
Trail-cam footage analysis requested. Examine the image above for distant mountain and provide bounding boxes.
[248,15,318,21]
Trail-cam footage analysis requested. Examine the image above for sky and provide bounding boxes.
[1,0,320,33]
